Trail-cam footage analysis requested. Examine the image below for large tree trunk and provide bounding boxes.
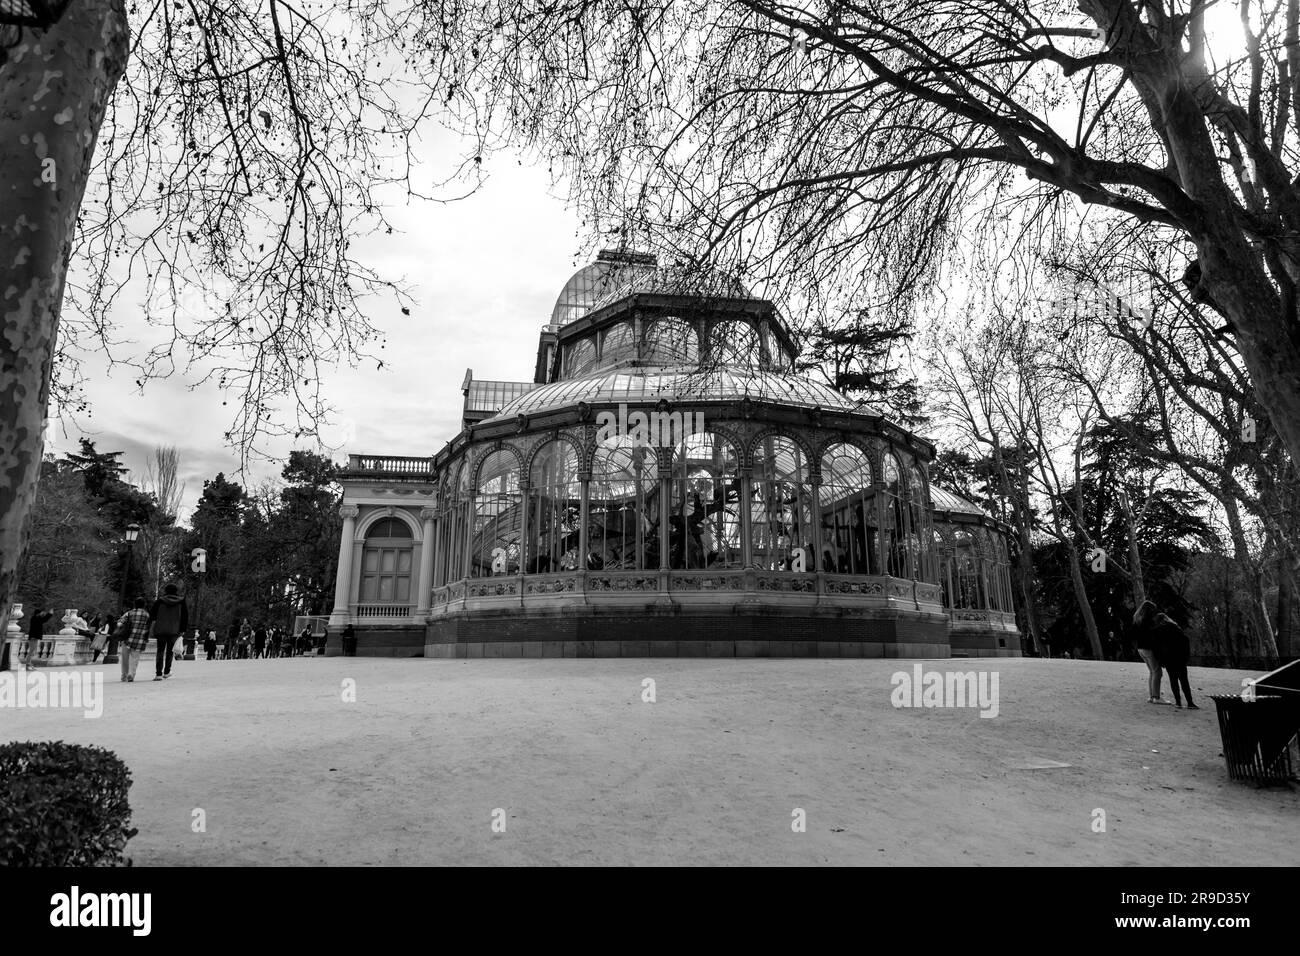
[1064,540,1106,660]
[1222,491,1280,661]
[1118,489,1146,608]
[0,0,130,641]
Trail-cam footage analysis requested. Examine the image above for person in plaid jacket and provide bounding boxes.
[115,597,151,682]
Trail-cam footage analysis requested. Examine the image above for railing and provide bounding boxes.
[342,455,435,479]
[353,604,414,619]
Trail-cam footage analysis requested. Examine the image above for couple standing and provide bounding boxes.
[1133,600,1197,709]
[115,584,189,682]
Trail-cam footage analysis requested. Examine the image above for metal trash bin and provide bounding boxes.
[1211,694,1296,784]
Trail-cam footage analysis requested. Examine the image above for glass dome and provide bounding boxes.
[550,252,658,326]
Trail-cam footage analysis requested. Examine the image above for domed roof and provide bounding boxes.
[550,251,657,326]
[485,367,881,421]
[550,250,756,326]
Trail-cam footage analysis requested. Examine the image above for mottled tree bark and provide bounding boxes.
[0,0,129,640]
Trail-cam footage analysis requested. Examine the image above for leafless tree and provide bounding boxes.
[1,0,460,634]
[432,0,1300,470]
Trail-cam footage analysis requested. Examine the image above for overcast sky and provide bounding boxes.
[47,144,584,522]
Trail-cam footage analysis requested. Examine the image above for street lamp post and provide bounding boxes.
[105,523,140,665]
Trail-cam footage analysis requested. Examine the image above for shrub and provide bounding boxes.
[0,741,138,866]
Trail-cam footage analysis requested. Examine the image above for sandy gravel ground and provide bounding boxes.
[4,656,1296,865]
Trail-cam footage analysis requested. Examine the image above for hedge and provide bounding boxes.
[0,741,137,866]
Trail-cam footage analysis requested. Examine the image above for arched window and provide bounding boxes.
[953,526,979,608]
[644,317,699,365]
[932,527,951,606]
[765,327,793,371]
[589,439,658,571]
[882,453,908,577]
[600,322,637,367]
[670,432,741,569]
[751,436,812,571]
[907,463,935,583]
[361,515,413,603]
[566,337,597,377]
[818,443,877,575]
[711,319,759,367]
[442,457,474,583]
[528,440,582,573]
[471,450,522,577]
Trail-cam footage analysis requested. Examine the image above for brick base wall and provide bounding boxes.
[324,626,425,658]
[426,605,952,658]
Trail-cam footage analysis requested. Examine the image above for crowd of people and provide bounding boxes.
[12,586,350,680]
[200,621,329,660]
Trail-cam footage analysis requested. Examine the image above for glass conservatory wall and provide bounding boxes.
[751,435,813,571]
[589,439,659,570]
[882,453,909,578]
[644,317,700,366]
[670,432,741,569]
[818,442,878,575]
[529,440,583,573]
[600,322,637,368]
[471,450,522,577]
[710,319,759,367]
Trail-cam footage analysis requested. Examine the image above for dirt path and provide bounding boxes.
[5,657,1296,865]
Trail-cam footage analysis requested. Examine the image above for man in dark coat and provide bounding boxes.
[25,607,55,666]
[1153,612,1197,709]
[148,583,189,681]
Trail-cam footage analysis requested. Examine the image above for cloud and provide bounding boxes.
[48,149,584,521]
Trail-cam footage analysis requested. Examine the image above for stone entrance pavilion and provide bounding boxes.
[329,252,1020,658]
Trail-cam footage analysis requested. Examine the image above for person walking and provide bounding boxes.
[224,622,237,660]
[149,583,189,681]
[237,620,253,659]
[1132,600,1169,704]
[205,628,218,660]
[1153,610,1197,709]
[115,598,151,682]
[24,607,54,666]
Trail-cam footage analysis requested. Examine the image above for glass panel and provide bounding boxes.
[528,440,583,573]
[600,322,636,367]
[711,319,759,367]
[398,550,412,573]
[882,453,907,577]
[566,337,597,377]
[644,317,700,366]
[472,449,522,577]
[382,550,396,573]
[590,438,658,570]
[819,443,877,575]
[364,550,380,573]
[396,576,410,602]
[751,435,812,570]
[671,432,741,569]
[378,577,393,601]
[361,576,377,602]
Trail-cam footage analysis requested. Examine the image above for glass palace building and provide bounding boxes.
[328,251,1020,658]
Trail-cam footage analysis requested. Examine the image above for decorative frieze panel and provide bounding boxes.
[587,575,659,593]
